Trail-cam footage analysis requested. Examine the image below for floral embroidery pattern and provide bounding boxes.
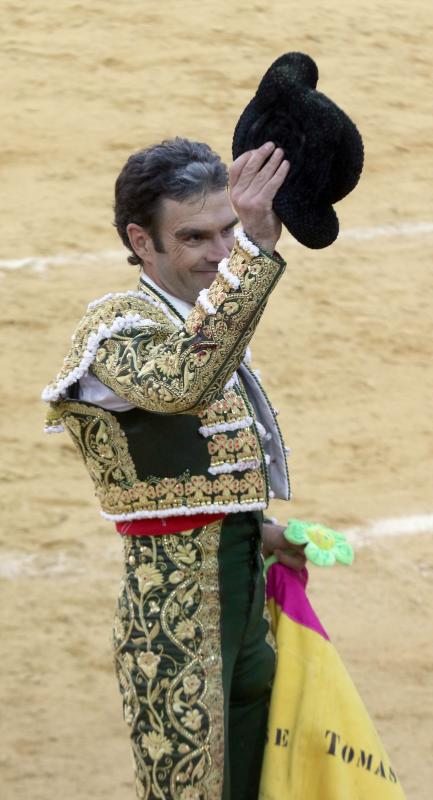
[113,521,224,800]
[57,403,267,519]
[61,403,137,486]
[42,293,174,402]
[44,242,284,416]
[43,241,288,519]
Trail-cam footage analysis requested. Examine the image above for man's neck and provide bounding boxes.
[139,273,193,321]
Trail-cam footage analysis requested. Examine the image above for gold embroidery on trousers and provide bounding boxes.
[113,522,224,800]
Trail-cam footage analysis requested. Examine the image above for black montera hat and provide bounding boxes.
[232,52,364,249]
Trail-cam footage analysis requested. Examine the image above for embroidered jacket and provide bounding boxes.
[42,232,290,521]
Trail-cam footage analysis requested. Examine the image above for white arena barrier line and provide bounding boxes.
[0,250,124,272]
[1,222,433,271]
[339,221,433,241]
[345,512,433,546]
[0,551,87,579]
[285,221,433,246]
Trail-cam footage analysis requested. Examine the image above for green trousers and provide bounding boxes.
[113,512,275,800]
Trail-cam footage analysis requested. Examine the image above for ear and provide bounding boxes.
[126,223,154,264]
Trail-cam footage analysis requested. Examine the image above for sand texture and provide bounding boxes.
[1,1,432,798]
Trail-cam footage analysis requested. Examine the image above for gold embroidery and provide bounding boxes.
[45,405,64,427]
[197,389,248,427]
[263,601,276,656]
[113,521,224,799]
[44,293,173,399]
[207,428,260,468]
[55,402,267,517]
[45,242,284,416]
[101,469,266,516]
[238,471,266,501]
[47,244,287,518]
[60,401,137,487]
[184,476,215,505]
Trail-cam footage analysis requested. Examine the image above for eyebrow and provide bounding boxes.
[175,216,239,239]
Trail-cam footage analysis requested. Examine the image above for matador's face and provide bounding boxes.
[136,190,237,304]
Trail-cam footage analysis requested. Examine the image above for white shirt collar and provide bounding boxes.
[139,273,193,321]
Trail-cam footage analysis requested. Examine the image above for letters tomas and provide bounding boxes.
[269,726,399,785]
[325,729,399,784]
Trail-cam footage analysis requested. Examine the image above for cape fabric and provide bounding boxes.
[260,564,406,799]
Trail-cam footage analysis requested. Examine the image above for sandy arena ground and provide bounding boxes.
[1,1,432,798]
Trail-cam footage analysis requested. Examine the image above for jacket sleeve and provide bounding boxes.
[90,235,285,415]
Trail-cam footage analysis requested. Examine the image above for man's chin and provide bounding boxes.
[200,270,218,283]
[186,271,219,303]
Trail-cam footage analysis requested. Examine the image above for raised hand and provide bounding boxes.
[229,142,289,254]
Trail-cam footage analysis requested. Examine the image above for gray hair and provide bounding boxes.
[114,138,228,265]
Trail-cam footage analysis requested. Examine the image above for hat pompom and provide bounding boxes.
[257,52,319,100]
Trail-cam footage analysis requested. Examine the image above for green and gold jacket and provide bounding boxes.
[42,232,290,521]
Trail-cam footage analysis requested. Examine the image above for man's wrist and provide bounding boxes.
[243,230,283,263]
[243,231,274,255]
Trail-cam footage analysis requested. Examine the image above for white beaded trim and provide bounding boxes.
[41,314,157,402]
[235,227,260,258]
[208,458,261,476]
[198,416,253,437]
[87,291,182,329]
[255,420,267,438]
[102,499,267,522]
[87,290,143,310]
[43,424,65,434]
[217,257,240,290]
[197,288,217,316]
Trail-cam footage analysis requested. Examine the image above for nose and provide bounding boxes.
[205,234,233,263]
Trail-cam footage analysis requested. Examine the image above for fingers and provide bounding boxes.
[230,142,287,195]
[230,141,275,190]
[274,547,307,573]
[229,150,253,187]
[243,147,286,194]
[259,157,290,201]
[229,142,289,252]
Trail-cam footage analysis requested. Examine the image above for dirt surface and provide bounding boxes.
[1,1,432,798]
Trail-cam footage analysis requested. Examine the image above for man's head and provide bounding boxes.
[114,138,238,303]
